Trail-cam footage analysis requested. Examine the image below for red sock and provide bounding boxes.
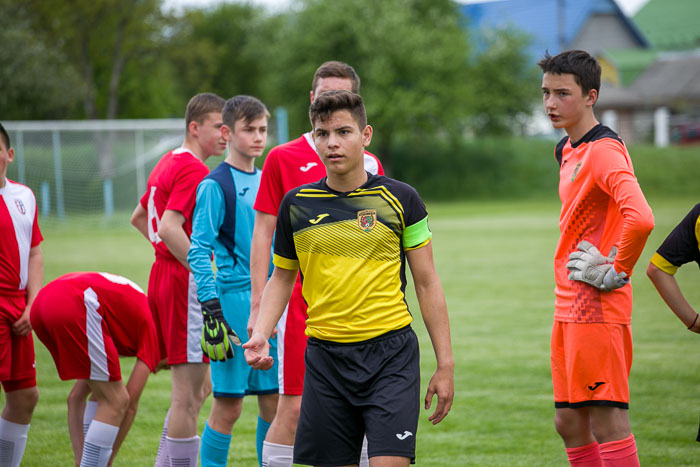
[599,434,640,467]
[566,441,602,466]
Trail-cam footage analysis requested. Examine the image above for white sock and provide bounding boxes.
[79,420,119,467]
[154,409,170,467]
[0,418,30,467]
[359,436,369,467]
[83,401,99,436]
[262,441,293,467]
[166,435,199,467]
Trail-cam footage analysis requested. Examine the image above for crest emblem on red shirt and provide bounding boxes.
[571,162,582,182]
[14,200,26,215]
[357,209,376,232]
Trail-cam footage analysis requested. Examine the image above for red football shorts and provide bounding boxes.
[31,286,122,381]
[551,320,633,409]
[0,293,36,390]
[148,258,206,365]
[276,279,308,395]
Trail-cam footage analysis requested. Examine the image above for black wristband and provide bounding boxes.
[688,313,699,330]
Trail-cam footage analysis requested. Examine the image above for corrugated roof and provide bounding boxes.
[460,0,648,60]
[634,0,700,50]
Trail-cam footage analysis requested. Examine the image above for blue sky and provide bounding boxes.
[164,0,651,17]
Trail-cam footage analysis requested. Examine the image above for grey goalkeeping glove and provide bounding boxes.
[566,240,629,292]
[201,298,241,361]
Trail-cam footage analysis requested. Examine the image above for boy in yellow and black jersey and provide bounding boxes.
[244,90,453,467]
[273,176,430,343]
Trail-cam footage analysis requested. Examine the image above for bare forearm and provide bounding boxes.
[130,204,149,241]
[159,211,191,270]
[647,263,697,328]
[254,268,296,339]
[251,213,276,310]
[110,360,150,464]
[25,246,43,310]
[416,280,454,368]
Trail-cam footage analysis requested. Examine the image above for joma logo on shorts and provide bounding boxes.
[587,382,605,391]
[396,431,413,440]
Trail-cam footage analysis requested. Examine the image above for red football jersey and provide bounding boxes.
[0,180,42,293]
[554,124,654,324]
[34,272,160,371]
[139,148,209,260]
[254,132,384,216]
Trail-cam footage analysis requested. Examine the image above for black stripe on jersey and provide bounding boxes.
[570,123,623,148]
[656,203,700,268]
[555,136,568,167]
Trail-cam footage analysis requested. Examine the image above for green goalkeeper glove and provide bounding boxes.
[200,298,241,361]
[567,241,629,292]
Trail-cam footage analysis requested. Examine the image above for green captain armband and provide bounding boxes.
[403,216,432,250]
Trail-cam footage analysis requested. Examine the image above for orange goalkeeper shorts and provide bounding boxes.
[551,320,633,409]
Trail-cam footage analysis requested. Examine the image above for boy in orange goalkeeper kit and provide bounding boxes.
[539,50,654,466]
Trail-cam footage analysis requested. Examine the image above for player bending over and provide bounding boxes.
[31,272,162,467]
[188,95,278,466]
[245,90,454,467]
[539,50,654,466]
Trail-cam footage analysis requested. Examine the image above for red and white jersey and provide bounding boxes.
[254,132,384,216]
[34,272,160,371]
[0,180,42,293]
[139,148,209,261]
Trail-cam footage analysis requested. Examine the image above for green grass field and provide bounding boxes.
[10,195,700,466]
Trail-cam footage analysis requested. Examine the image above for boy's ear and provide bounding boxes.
[362,125,373,148]
[7,147,14,163]
[221,124,232,142]
[586,88,598,107]
[188,120,199,138]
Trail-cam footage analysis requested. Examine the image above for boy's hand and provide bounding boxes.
[243,333,274,370]
[12,309,32,336]
[200,298,240,361]
[424,366,454,425]
[567,241,628,291]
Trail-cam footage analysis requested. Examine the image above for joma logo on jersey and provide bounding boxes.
[238,187,250,196]
[309,213,329,224]
[357,209,376,232]
[571,162,582,182]
[14,200,26,215]
[300,162,318,172]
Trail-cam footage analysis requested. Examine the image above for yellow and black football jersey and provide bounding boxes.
[650,203,700,275]
[273,173,432,343]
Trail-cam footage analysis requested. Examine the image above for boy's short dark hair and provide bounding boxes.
[185,93,226,128]
[0,122,10,149]
[222,95,270,129]
[537,50,601,95]
[312,61,361,94]
[309,90,367,130]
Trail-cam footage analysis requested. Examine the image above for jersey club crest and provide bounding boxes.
[357,209,376,232]
[14,200,26,215]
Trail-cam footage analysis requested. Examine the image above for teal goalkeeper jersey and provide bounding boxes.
[188,163,271,301]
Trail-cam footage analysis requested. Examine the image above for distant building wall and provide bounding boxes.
[570,14,643,52]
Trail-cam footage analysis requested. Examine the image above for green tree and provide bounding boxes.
[24,0,168,120]
[0,0,83,119]
[165,3,272,101]
[260,0,476,171]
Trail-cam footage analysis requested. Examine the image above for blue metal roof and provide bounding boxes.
[460,0,648,60]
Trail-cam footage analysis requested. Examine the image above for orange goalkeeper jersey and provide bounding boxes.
[554,124,654,324]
